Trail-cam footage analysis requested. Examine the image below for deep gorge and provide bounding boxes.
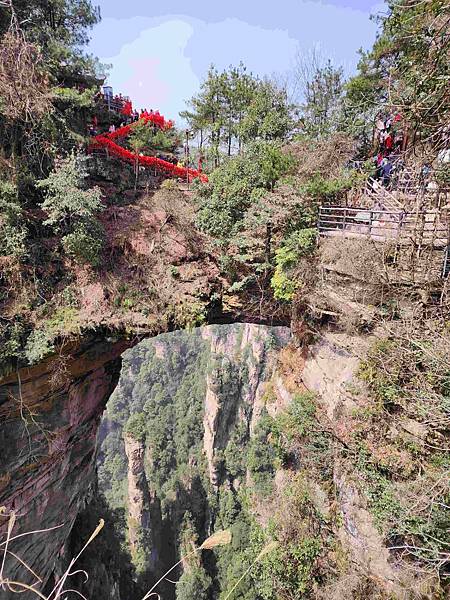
[0,2,448,597]
[96,324,291,598]
[0,323,293,599]
[1,313,448,599]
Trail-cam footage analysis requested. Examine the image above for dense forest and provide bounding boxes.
[0,1,449,599]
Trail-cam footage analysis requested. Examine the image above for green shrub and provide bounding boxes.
[301,171,360,203]
[161,178,178,190]
[276,392,317,440]
[25,329,55,364]
[52,86,95,108]
[435,164,450,188]
[38,152,102,229]
[196,142,294,241]
[0,320,28,373]
[271,228,316,301]
[257,537,322,599]
[62,220,103,266]
[24,307,81,364]
[247,414,278,496]
[0,181,27,259]
[36,153,105,265]
[129,120,179,155]
[124,413,147,443]
[170,301,207,329]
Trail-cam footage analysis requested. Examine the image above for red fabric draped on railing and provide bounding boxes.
[88,113,207,182]
[107,113,174,140]
[89,135,207,182]
[120,100,133,116]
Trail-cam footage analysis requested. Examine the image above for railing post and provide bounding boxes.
[342,207,347,235]
[368,209,373,238]
[442,246,449,279]
[316,207,322,247]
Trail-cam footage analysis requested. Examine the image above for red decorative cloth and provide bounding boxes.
[88,105,207,181]
[90,136,207,182]
[121,100,133,116]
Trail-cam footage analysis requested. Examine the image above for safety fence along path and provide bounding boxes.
[318,205,450,281]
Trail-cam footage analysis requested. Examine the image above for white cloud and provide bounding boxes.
[97,5,379,123]
[101,19,199,123]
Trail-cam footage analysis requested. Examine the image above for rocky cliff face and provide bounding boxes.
[202,324,290,486]
[0,336,128,598]
[1,321,434,600]
[299,331,439,598]
[301,333,398,589]
[0,319,272,597]
[124,433,162,573]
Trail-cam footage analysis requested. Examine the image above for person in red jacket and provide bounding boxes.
[121,100,133,117]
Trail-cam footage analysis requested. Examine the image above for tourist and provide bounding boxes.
[384,134,393,151]
[381,158,393,188]
[374,153,384,180]
[420,163,432,191]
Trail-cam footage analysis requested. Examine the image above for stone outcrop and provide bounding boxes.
[124,433,162,573]
[202,324,290,486]
[0,336,128,599]
[301,332,408,597]
[301,332,361,420]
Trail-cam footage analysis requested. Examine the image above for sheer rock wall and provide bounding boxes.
[0,337,128,598]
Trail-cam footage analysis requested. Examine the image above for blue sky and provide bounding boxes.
[89,0,385,122]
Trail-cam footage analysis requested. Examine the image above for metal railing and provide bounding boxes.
[318,206,449,246]
[318,206,450,280]
[443,246,450,279]
[101,95,131,113]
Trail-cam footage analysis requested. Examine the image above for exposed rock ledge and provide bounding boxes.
[0,336,128,598]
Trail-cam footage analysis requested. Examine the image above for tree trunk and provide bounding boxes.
[265,224,272,264]
[134,155,139,190]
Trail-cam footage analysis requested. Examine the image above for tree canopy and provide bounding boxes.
[180,64,293,164]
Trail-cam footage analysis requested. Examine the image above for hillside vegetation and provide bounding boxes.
[0,1,449,599]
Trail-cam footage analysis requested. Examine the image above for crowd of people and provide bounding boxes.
[372,112,407,188]
[88,86,171,136]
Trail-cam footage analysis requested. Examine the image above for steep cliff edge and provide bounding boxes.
[102,322,447,600]
[0,176,245,597]
[0,336,127,596]
[124,434,162,575]
[297,330,447,598]
[201,324,290,486]
[1,315,447,599]
[98,324,291,594]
